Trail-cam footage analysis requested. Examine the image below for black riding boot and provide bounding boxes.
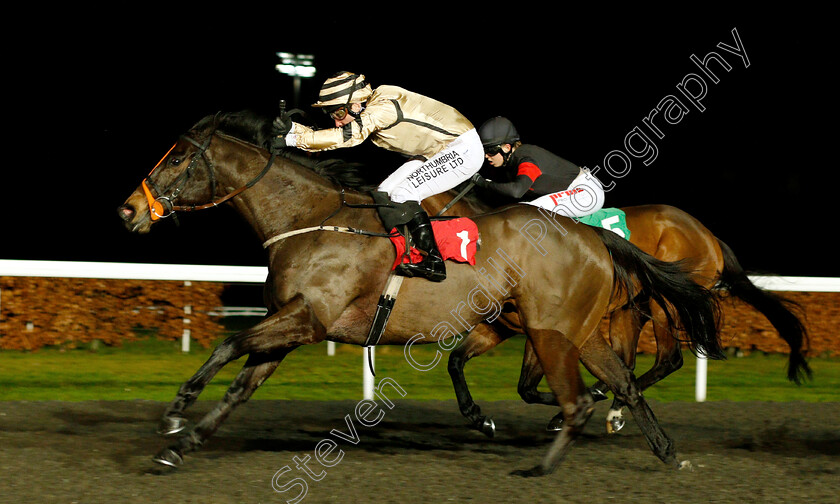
[395,211,446,282]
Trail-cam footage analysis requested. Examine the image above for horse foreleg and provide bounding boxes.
[155,295,324,466]
[154,351,286,467]
[579,332,686,470]
[512,329,593,477]
[158,336,248,436]
[447,323,512,437]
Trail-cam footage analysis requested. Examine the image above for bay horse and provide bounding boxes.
[117,110,724,476]
[423,188,811,435]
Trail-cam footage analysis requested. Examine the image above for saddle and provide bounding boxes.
[388,217,479,269]
[577,208,631,240]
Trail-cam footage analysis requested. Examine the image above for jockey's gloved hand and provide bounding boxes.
[272,114,293,137]
[470,173,490,188]
[270,135,287,153]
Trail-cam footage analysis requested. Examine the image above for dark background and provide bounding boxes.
[5,10,835,277]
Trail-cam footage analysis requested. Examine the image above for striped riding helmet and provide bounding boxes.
[311,72,373,109]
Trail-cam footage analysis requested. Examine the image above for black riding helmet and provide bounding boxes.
[479,116,519,147]
[478,116,520,164]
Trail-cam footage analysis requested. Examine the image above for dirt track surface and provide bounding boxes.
[1,399,838,503]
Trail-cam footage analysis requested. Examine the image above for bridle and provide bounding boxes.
[141,128,276,221]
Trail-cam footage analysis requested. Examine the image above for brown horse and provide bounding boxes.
[118,110,724,476]
[423,188,811,435]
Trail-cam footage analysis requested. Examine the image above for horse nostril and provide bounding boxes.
[118,204,135,222]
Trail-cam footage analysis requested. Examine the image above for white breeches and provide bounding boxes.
[524,168,606,218]
[377,129,483,203]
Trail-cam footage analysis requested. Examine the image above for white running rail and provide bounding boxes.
[2,259,838,401]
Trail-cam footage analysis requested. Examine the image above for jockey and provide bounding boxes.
[471,116,605,219]
[272,71,484,282]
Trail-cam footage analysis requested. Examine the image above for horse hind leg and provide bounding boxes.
[579,330,688,470]
[511,328,594,477]
[517,339,626,433]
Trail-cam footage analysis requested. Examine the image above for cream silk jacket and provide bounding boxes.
[289,85,474,160]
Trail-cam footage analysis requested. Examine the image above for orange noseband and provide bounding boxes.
[142,143,177,221]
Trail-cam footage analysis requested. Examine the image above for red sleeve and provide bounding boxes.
[516,162,542,182]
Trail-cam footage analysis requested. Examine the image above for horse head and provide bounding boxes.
[118,110,383,240]
[118,110,285,233]
[118,120,223,234]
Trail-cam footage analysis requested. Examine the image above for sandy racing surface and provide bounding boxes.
[1,399,838,503]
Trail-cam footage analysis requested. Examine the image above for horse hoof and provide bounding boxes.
[606,413,625,434]
[678,460,694,471]
[589,387,609,402]
[546,415,564,432]
[478,417,496,438]
[511,465,547,478]
[158,416,187,436]
[152,448,184,468]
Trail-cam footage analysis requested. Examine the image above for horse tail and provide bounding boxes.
[715,238,812,384]
[592,227,725,360]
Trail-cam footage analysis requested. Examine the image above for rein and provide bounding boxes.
[435,181,475,216]
[142,119,473,249]
[261,183,477,249]
[173,141,277,213]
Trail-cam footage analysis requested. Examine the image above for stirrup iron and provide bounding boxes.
[364,273,405,376]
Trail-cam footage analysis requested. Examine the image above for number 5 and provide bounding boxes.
[601,215,626,238]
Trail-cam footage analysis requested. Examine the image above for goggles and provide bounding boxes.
[325,105,350,121]
[484,144,504,156]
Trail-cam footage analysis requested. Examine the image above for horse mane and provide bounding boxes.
[189,110,499,207]
[190,110,376,191]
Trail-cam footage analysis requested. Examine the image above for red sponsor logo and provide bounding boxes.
[548,188,584,206]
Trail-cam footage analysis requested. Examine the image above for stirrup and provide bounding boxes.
[395,255,446,282]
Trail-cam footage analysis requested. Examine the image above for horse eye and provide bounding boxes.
[170,158,182,166]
